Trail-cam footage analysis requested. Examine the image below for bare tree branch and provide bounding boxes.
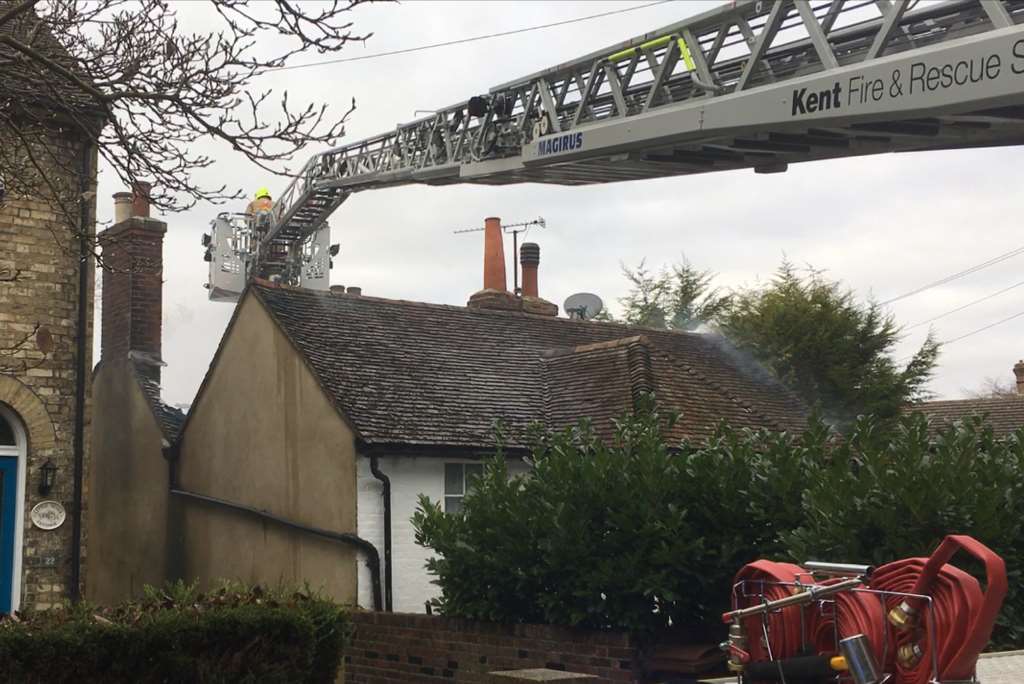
[1,0,370,242]
[0,323,50,373]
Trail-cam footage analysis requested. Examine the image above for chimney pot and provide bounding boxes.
[1014,359,1024,396]
[132,181,152,219]
[482,216,507,292]
[346,286,362,296]
[113,192,133,224]
[520,242,540,298]
[330,285,346,295]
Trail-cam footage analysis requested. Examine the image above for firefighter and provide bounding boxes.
[247,187,273,215]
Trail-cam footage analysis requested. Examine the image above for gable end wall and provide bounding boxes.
[175,294,358,603]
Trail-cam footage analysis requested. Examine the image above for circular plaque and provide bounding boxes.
[31,501,66,530]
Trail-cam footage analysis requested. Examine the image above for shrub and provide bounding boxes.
[784,413,1024,648]
[414,398,1024,647]
[413,397,816,637]
[0,582,350,683]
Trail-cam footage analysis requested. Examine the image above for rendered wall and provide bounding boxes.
[175,295,358,603]
[356,455,530,613]
[87,360,168,604]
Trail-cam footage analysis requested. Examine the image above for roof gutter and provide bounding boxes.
[358,440,530,460]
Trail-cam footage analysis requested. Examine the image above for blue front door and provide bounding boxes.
[0,457,17,613]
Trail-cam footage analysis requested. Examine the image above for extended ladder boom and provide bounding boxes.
[207,0,1024,298]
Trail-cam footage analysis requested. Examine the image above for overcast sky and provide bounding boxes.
[92,0,1024,407]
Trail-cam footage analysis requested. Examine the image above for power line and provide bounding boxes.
[941,309,1024,346]
[269,1,674,72]
[905,278,1024,330]
[878,244,1024,307]
[896,305,1024,363]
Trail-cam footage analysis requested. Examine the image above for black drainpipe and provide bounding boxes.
[165,448,383,611]
[369,454,393,612]
[69,142,92,603]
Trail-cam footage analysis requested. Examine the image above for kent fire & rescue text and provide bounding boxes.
[791,37,1024,117]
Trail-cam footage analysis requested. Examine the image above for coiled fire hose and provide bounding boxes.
[724,535,1006,684]
[810,580,888,666]
[729,559,810,667]
[873,535,1007,684]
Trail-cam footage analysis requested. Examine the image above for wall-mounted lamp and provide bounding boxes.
[38,459,57,497]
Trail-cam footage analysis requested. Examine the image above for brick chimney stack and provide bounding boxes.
[1014,360,1024,396]
[99,182,167,382]
[467,216,557,316]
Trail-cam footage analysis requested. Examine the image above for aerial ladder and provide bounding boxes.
[204,0,1024,301]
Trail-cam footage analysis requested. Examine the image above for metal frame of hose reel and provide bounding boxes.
[725,561,961,684]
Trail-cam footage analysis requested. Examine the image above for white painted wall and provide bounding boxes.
[356,455,529,613]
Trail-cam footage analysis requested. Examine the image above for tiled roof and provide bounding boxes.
[907,396,1024,438]
[131,362,186,444]
[0,2,104,119]
[253,285,808,450]
[541,337,652,440]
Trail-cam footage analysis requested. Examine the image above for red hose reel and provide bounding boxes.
[723,535,1007,684]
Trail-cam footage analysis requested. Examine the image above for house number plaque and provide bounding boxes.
[31,501,66,530]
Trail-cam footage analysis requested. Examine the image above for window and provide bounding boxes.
[444,463,483,513]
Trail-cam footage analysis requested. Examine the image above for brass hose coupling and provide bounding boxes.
[888,600,918,631]
[723,621,749,673]
[897,641,924,669]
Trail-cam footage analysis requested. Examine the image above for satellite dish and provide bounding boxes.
[564,292,604,320]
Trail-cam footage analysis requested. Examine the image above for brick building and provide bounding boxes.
[0,6,103,611]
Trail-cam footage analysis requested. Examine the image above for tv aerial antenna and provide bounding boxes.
[454,217,545,295]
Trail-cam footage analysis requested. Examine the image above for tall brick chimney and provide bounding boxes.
[1014,359,1024,396]
[98,182,166,381]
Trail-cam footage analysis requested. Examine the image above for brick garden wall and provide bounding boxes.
[345,612,643,683]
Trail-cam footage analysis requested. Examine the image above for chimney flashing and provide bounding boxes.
[128,349,167,368]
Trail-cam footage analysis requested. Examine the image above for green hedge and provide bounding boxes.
[413,397,1024,647]
[0,583,350,683]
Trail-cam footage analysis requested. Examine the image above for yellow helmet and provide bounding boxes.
[255,187,271,200]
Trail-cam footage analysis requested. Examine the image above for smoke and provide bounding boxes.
[696,325,846,431]
[694,325,780,388]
